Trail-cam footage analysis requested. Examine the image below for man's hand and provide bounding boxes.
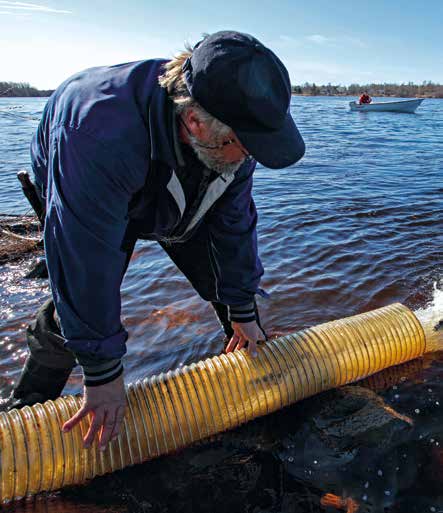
[62,374,127,450]
[225,320,264,357]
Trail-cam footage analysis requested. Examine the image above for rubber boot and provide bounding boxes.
[0,355,73,412]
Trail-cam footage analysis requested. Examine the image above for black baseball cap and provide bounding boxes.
[182,31,305,169]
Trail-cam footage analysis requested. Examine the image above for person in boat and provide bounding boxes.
[359,91,372,104]
[2,32,305,449]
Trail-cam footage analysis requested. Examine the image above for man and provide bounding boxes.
[359,91,372,104]
[4,31,305,449]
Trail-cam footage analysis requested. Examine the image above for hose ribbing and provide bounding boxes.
[0,303,427,503]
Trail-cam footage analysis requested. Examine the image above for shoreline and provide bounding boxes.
[291,93,443,99]
[1,94,441,99]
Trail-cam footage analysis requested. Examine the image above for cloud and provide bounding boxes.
[273,34,368,52]
[0,1,72,14]
[0,9,31,15]
[306,34,368,48]
[272,35,303,50]
[341,36,367,48]
[306,34,330,45]
[279,35,300,44]
[0,11,26,16]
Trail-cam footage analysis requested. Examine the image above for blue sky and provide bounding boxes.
[1,0,442,89]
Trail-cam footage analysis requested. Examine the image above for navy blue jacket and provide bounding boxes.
[30,59,264,371]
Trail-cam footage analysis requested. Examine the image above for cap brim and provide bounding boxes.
[235,112,305,169]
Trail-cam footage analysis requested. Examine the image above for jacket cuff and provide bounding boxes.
[64,329,128,360]
[82,359,123,387]
[228,302,256,323]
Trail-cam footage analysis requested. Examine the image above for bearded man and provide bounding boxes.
[4,31,305,449]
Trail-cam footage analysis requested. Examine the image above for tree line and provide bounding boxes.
[291,81,443,98]
[0,82,54,97]
[1,80,442,99]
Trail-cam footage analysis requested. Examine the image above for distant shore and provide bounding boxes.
[292,93,442,99]
[0,93,53,98]
[291,82,443,99]
[2,94,441,99]
[1,81,442,99]
[0,82,53,98]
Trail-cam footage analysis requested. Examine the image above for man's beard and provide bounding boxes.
[187,135,245,175]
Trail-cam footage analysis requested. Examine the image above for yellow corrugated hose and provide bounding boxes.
[0,303,434,503]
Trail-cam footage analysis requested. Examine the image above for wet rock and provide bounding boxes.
[55,387,415,513]
[7,358,443,513]
[277,386,416,512]
[311,386,413,449]
[0,215,42,264]
[25,258,48,279]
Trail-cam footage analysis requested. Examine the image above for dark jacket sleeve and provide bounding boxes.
[42,126,143,385]
[206,159,264,321]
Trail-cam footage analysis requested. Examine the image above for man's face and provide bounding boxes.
[180,109,250,175]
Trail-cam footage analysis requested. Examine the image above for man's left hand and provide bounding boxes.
[225,320,264,357]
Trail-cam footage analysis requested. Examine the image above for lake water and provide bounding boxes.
[0,96,442,512]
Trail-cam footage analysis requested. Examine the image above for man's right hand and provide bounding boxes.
[62,374,127,450]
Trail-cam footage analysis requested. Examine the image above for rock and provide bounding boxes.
[8,358,442,513]
[25,258,48,279]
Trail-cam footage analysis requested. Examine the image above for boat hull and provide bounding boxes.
[349,99,423,113]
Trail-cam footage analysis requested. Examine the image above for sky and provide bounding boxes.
[0,0,442,89]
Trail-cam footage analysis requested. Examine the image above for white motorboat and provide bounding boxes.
[349,98,423,113]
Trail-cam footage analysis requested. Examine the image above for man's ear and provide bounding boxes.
[183,109,205,139]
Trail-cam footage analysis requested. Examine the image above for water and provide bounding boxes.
[0,96,442,512]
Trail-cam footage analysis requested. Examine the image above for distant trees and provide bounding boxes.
[1,80,442,99]
[291,81,443,98]
[0,82,53,97]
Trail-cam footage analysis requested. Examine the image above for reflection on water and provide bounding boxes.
[0,97,442,512]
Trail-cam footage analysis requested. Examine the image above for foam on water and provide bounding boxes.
[414,280,443,353]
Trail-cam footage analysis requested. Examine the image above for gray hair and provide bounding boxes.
[158,43,232,138]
